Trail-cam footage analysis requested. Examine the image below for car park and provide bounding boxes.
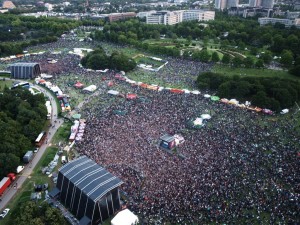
[0,208,10,219]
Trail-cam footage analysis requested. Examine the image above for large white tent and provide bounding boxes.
[111,209,139,225]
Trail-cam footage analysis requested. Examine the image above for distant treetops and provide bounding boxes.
[80,47,136,72]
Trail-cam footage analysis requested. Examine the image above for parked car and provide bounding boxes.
[34,148,39,153]
[0,208,10,219]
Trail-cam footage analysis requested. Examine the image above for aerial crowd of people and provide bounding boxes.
[1,32,299,224]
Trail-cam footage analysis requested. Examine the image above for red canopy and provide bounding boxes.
[108,81,114,87]
[126,94,137,100]
[74,82,84,88]
[170,89,184,94]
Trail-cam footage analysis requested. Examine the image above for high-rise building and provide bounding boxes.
[249,0,274,8]
[261,0,274,8]
[145,10,215,25]
[215,0,227,10]
[227,0,238,8]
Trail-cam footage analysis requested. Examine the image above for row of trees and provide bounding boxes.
[11,201,66,225]
[81,47,137,72]
[0,14,80,56]
[0,87,47,177]
[197,72,300,111]
[94,15,300,67]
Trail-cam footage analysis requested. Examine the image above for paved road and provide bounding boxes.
[0,82,64,211]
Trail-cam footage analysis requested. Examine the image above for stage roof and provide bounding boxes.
[59,156,123,202]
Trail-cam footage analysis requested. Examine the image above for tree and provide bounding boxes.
[232,57,243,67]
[280,50,294,68]
[243,57,254,68]
[0,153,19,177]
[261,51,273,64]
[289,65,300,77]
[255,59,264,68]
[198,50,210,62]
[211,52,220,62]
[221,54,231,64]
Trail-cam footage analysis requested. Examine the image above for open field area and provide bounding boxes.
[0,79,13,91]
[211,64,296,79]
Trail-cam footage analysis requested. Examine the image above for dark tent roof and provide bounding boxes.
[79,216,91,225]
[59,156,123,202]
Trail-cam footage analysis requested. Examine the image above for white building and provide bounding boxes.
[137,10,157,18]
[215,0,227,10]
[258,17,300,28]
[45,3,53,11]
[146,10,215,25]
[183,10,215,21]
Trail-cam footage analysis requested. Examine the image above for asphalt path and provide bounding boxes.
[0,81,64,211]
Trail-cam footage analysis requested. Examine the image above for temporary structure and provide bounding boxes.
[201,114,211,120]
[111,209,139,225]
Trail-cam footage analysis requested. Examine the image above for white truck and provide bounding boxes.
[16,165,25,174]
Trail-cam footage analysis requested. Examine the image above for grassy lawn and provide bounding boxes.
[134,56,165,67]
[211,64,298,80]
[0,79,13,91]
[51,121,72,145]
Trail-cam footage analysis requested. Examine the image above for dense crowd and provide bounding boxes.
[78,76,299,224]
[1,34,299,224]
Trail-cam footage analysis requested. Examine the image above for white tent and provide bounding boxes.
[193,118,203,126]
[280,109,289,114]
[108,90,119,96]
[191,90,200,95]
[201,114,211,120]
[83,85,97,93]
[204,94,211,98]
[111,209,139,225]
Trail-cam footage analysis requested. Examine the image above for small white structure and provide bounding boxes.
[82,85,97,93]
[111,209,139,225]
[280,109,289,114]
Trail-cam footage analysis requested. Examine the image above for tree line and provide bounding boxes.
[197,72,300,111]
[81,47,136,72]
[93,15,300,69]
[0,87,47,177]
[0,14,81,57]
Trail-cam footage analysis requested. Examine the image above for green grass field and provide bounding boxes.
[0,79,13,91]
[211,64,298,80]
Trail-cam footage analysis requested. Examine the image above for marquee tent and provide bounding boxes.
[111,209,138,225]
[204,94,211,98]
[210,96,220,101]
[74,82,84,89]
[126,94,137,100]
[108,90,119,96]
[191,90,200,95]
[281,109,289,114]
[82,85,97,93]
[201,114,211,120]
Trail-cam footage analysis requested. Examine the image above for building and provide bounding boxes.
[146,10,215,25]
[10,63,41,79]
[249,0,274,8]
[182,10,215,21]
[137,10,157,18]
[107,12,136,22]
[215,0,227,10]
[227,0,238,8]
[228,7,273,18]
[2,0,16,9]
[51,156,123,225]
[258,17,300,28]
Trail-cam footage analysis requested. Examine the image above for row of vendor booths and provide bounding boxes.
[69,119,86,142]
[114,74,275,115]
[35,77,71,112]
